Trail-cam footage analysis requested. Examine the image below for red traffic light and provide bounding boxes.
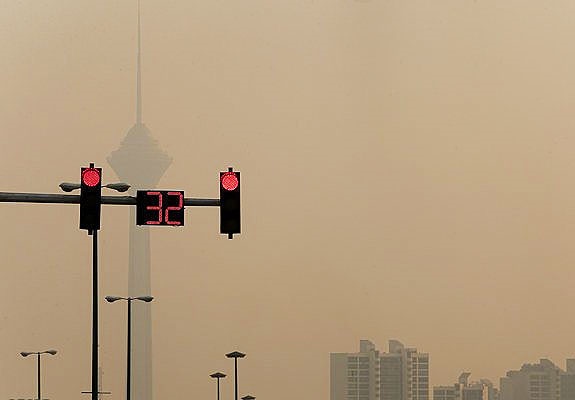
[221,172,239,191]
[82,168,101,187]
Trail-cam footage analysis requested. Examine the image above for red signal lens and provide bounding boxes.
[221,172,239,191]
[82,168,101,187]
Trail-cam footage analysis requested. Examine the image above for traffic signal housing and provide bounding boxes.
[220,169,240,238]
[80,166,102,231]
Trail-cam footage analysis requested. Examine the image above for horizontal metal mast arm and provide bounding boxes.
[183,198,220,207]
[0,192,219,207]
[0,192,80,204]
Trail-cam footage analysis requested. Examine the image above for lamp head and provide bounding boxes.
[59,182,81,192]
[135,296,154,303]
[20,352,33,357]
[226,351,246,359]
[210,372,226,379]
[105,296,123,303]
[45,350,57,355]
[104,183,131,192]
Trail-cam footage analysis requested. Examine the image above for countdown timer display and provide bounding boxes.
[136,191,184,226]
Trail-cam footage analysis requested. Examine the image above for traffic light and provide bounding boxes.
[220,169,240,238]
[80,165,102,231]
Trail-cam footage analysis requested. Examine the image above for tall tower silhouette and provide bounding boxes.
[107,2,171,400]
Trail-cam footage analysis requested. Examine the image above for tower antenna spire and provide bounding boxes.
[136,0,142,125]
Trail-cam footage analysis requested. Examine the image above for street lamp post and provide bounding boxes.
[225,351,246,400]
[20,350,57,400]
[60,178,129,400]
[105,296,154,400]
[209,372,226,400]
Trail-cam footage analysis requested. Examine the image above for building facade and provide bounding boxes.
[381,340,429,400]
[331,340,381,400]
[433,386,458,400]
[380,348,403,400]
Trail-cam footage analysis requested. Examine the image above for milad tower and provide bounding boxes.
[107,2,171,400]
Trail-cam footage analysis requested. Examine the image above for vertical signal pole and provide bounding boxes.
[80,162,102,400]
[127,298,132,400]
[92,227,98,400]
[37,353,41,400]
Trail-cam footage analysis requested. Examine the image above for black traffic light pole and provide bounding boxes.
[80,163,102,400]
[91,228,98,400]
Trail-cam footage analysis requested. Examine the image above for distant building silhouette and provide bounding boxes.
[500,358,575,400]
[331,340,429,400]
[433,372,498,400]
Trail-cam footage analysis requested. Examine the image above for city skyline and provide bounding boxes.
[3,1,575,400]
[332,339,575,400]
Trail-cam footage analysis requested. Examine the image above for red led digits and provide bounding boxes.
[165,192,183,225]
[136,190,185,226]
[146,191,162,225]
[221,172,239,191]
[82,168,101,187]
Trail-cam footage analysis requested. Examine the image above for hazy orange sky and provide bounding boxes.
[2,1,575,399]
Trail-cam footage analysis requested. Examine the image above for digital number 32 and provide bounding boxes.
[146,191,183,225]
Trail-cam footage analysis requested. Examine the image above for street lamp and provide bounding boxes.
[225,351,246,400]
[59,179,129,400]
[241,396,255,400]
[20,350,57,400]
[59,182,131,192]
[105,296,154,400]
[209,372,226,400]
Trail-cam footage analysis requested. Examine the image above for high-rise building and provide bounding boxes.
[380,343,403,400]
[380,340,429,400]
[331,340,429,400]
[331,340,381,400]
[404,345,429,400]
[498,359,575,400]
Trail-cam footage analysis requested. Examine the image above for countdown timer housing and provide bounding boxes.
[136,191,185,226]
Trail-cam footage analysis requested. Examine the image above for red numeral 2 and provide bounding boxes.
[165,192,183,225]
